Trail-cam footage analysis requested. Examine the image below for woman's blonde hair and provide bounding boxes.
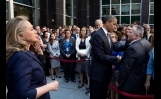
[6,15,28,63]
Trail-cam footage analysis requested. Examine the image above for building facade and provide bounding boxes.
[6,0,154,28]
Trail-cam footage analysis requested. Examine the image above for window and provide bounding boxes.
[115,16,120,24]
[121,16,130,24]
[38,9,40,25]
[121,0,130,4]
[150,3,154,14]
[150,0,154,2]
[66,16,71,26]
[121,5,130,15]
[14,4,34,24]
[66,0,71,16]
[102,6,110,15]
[131,0,141,3]
[111,0,120,4]
[102,0,110,5]
[149,15,154,24]
[131,4,140,14]
[131,16,140,23]
[111,5,120,15]
[6,2,9,21]
[38,0,40,8]
[13,0,34,6]
[73,0,77,17]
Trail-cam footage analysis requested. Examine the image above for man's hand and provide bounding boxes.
[117,55,121,63]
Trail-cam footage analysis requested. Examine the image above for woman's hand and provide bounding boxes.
[32,43,43,55]
[112,65,116,69]
[144,81,150,91]
[47,81,59,91]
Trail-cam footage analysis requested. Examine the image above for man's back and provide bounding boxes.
[118,40,146,92]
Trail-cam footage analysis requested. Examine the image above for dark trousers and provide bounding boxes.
[44,51,51,76]
[63,62,75,81]
[90,79,109,99]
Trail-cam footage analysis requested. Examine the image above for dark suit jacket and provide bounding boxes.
[6,51,50,99]
[89,28,117,82]
[118,40,146,92]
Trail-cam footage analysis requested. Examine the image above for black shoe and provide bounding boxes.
[71,80,76,83]
[61,70,64,72]
[56,75,61,78]
[85,90,90,96]
[51,78,55,80]
[86,86,90,90]
[65,80,68,83]
[78,84,84,89]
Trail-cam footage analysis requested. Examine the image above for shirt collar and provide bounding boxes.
[102,27,110,35]
[129,40,137,45]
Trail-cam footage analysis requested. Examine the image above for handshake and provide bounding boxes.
[116,55,122,63]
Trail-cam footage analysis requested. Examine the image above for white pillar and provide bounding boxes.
[9,0,14,19]
[71,0,74,25]
[34,0,38,25]
[63,0,66,26]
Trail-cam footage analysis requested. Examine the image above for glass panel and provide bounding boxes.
[14,4,34,24]
[74,0,77,17]
[150,3,154,14]
[102,6,110,15]
[121,16,130,24]
[111,0,120,4]
[149,15,154,24]
[131,16,140,23]
[121,5,130,15]
[102,17,105,21]
[102,0,110,5]
[38,0,40,8]
[121,0,130,4]
[131,4,140,14]
[115,16,120,24]
[74,18,77,26]
[150,0,154,2]
[131,0,141,3]
[87,6,90,16]
[6,2,9,21]
[111,5,120,15]
[66,0,71,16]
[38,9,40,25]
[66,16,71,26]
[13,0,34,6]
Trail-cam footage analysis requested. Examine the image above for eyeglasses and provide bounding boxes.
[111,36,116,38]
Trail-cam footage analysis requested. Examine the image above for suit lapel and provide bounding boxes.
[25,51,43,66]
[100,28,112,50]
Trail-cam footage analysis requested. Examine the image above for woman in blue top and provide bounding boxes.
[144,33,154,94]
[59,28,76,83]
[110,32,124,99]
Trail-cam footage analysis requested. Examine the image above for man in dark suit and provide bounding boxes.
[116,25,147,99]
[89,15,121,99]
[72,27,80,40]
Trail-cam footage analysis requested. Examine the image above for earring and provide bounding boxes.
[22,38,25,41]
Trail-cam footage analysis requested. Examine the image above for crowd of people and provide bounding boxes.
[6,15,154,99]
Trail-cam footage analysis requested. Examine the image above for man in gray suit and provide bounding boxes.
[116,25,147,99]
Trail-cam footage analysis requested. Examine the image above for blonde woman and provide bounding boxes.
[6,16,58,99]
